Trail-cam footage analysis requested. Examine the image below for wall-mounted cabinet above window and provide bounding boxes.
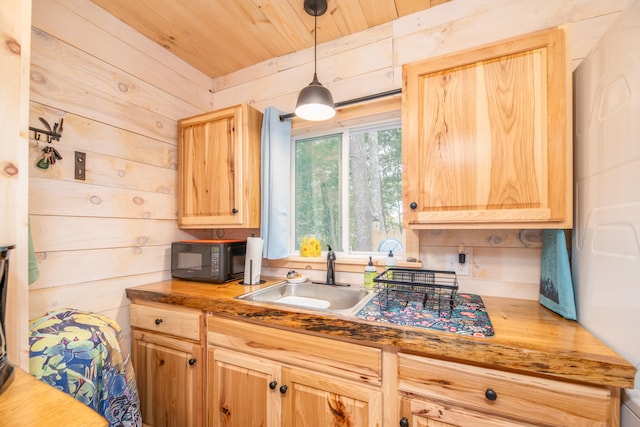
[402,27,572,229]
[178,104,262,229]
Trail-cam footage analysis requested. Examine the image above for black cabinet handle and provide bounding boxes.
[400,417,409,427]
[269,381,278,390]
[154,318,163,325]
[231,208,238,214]
[485,388,498,401]
[188,358,196,366]
[409,202,417,210]
[279,385,288,394]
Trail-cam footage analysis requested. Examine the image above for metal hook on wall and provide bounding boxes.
[29,117,64,143]
[31,117,64,170]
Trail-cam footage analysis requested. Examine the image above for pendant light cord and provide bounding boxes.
[313,5,318,77]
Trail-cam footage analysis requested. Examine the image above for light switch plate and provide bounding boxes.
[445,251,472,276]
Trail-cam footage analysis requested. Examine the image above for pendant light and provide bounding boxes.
[295,0,335,121]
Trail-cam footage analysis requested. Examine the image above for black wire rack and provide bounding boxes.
[373,268,459,315]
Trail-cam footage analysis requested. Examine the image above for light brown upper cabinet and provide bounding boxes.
[178,104,262,228]
[402,27,571,229]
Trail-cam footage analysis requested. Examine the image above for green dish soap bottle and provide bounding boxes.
[364,256,377,290]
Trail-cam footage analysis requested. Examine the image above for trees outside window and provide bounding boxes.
[292,121,403,256]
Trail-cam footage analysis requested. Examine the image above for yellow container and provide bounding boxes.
[300,236,321,257]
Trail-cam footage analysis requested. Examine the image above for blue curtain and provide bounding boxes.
[261,107,292,259]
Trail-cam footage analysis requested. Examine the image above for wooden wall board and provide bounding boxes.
[29,217,178,252]
[212,39,393,111]
[29,144,177,195]
[29,178,177,219]
[393,0,630,69]
[31,28,203,121]
[212,23,393,93]
[32,0,213,110]
[570,12,623,67]
[28,271,170,328]
[29,245,170,290]
[418,229,543,249]
[29,104,178,167]
[30,63,178,143]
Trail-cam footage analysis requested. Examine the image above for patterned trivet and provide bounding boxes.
[356,292,494,337]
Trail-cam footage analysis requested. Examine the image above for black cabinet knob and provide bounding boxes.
[409,202,417,210]
[485,388,498,401]
[188,358,196,366]
[269,381,278,390]
[154,318,163,325]
[400,417,409,427]
[231,208,238,214]
[279,385,288,394]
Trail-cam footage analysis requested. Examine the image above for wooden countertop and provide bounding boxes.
[0,368,107,426]
[126,279,635,390]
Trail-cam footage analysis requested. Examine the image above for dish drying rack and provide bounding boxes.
[373,268,459,315]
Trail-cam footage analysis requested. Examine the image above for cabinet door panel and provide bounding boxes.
[209,348,281,427]
[179,108,242,227]
[282,368,381,427]
[131,330,203,427]
[403,28,570,228]
[178,104,262,229]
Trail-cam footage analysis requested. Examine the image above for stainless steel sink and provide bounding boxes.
[235,282,374,315]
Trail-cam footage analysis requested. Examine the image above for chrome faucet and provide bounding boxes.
[326,245,336,285]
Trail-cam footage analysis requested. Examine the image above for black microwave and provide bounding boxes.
[171,240,246,283]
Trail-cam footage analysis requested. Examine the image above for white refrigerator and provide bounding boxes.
[573,0,640,425]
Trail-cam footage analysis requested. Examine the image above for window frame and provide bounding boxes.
[289,117,403,259]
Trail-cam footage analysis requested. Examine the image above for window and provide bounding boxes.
[291,120,403,256]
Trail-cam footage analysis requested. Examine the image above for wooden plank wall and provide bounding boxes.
[211,0,631,300]
[27,0,214,339]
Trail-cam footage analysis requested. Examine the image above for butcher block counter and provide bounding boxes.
[126,278,635,426]
[126,278,634,388]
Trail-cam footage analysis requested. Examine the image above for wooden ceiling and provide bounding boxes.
[89,0,449,79]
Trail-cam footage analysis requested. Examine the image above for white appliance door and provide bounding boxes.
[573,0,640,424]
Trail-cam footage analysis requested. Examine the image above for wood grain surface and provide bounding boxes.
[0,368,107,426]
[126,279,635,389]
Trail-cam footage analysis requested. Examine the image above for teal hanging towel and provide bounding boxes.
[539,229,577,320]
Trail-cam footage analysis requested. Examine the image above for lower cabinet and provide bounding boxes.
[208,348,281,426]
[127,301,621,427]
[282,368,381,427]
[207,316,383,427]
[397,353,617,427]
[130,302,205,427]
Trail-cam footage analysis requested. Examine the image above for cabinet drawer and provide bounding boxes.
[398,353,613,426]
[130,303,202,341]
[208,316,382,387]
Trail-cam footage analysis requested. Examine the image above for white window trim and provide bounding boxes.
[289,118,402,259]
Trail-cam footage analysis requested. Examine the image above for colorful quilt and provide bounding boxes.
[356,292,495,337]
[29,309,142,427]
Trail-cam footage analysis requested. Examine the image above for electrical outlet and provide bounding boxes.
[445,251,472,276]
